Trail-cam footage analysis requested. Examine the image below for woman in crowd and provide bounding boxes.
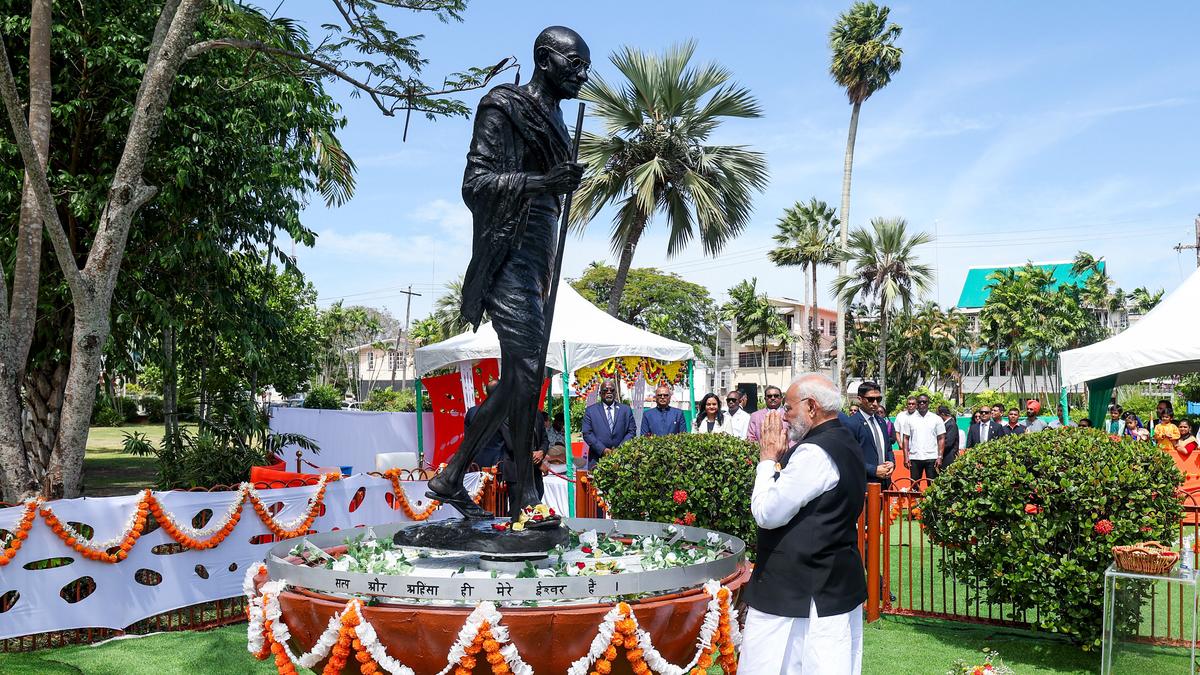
[693,393,730,435]
[1178,418,1198,457]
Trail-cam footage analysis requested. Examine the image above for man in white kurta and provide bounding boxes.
[740,373,867,674]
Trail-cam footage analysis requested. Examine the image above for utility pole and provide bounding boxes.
[391,286,422,389]
[1173,214,1200,268]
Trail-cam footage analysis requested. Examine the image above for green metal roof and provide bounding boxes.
[955,261,1103,309]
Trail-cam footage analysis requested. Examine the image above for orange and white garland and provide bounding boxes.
[566,580,740,675]
[245,565,740,675]
[9,473,340,565]
[39,491,151,563]
[0,498,39,566]
[382,468,492,521]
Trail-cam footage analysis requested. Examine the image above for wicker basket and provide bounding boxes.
[1113,541,1180,575]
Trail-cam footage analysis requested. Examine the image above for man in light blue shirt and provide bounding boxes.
[640,384,686,437]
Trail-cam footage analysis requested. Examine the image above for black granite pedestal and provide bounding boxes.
[392,519,568,558]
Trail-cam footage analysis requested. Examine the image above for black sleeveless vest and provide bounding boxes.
[743,417,868,618]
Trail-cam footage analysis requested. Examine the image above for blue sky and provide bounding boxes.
[281,1,1200,323]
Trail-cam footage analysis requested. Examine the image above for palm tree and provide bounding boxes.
[768,199,843,370]
[1130,286,1164,314]
[572,42,769,316]
[832,218,933,396]
[828,1,903,390]
[433,276,469,340]
[721,279,789,386]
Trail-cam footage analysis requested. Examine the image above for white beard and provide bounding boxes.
[788,420,810,443]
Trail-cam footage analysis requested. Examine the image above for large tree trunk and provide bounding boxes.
[47,301,109,498]
[607,219,646,317]
[834,100,862,394]
[0,0,52,502]
[9,0,52,374]
[0,0,206,500]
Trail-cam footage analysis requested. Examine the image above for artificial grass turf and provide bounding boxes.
[0,615,1191,674]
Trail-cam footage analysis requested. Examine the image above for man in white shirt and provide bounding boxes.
[725,388,752,439]
[741,373,866,674]
[903,394,945,483]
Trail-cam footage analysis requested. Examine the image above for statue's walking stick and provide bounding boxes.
[533,102,586,396]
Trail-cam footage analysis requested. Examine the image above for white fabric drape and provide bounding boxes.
[0,472,479,640]
[459,362,476,410]
[631,372,647,434]
[269,407,432,473]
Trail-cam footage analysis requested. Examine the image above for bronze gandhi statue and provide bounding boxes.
[425,26,589,526]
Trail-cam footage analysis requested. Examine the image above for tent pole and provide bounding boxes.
[686,360,696,429]
[415,378,425,468]
[562,341,575,518]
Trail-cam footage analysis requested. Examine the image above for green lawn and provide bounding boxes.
[0,615,1190,674]
[82,424,164,496]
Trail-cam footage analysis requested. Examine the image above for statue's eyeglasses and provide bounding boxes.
[543,46,591,74]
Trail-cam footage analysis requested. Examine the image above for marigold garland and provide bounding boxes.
[38,490,151,563]
[0,498,38,566]
[4,472,348,566]
[383,468,491,521]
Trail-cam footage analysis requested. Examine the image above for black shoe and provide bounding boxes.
[425,489,493,519]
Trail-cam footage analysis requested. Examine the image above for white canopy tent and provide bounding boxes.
[415,282,694,375]
[1061,266,1200,387]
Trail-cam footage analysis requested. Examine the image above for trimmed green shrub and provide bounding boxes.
[92,405,124,427]
[116,396,139,422]
[359,387,431,412]
[142,396,164,423]
[303,384,343,410]
[921,428,1183,645]
[592,433,758,551]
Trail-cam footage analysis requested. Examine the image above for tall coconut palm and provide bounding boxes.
[768,198,842,369]
[828,1,903,390]
[433,276,469,340]
[721,279,789,387]
[832,218,933,395]
[572,42,769,316]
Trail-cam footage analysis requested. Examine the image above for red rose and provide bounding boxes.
[533,514,544,521]
[672,490,688,504]
[683,512,697,526]
[1093,519,1114,535]
[975,483,984,493]
[576,562,586,569]
[581,546,593,554]
[491,523,508,531]
[1024,504,1040,515]
[1140,525,1153,533]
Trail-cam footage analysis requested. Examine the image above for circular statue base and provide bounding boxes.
[275,564,750,673]
[254,518,749,673]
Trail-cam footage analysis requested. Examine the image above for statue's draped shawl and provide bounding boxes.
[460,84,571,329]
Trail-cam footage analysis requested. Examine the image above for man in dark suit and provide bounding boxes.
[581,379,636,470]
[966,406,1004,449]
[937,405,960,467]
[839,380,895,487]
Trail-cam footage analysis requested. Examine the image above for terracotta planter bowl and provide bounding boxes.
[273,562,751,674]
